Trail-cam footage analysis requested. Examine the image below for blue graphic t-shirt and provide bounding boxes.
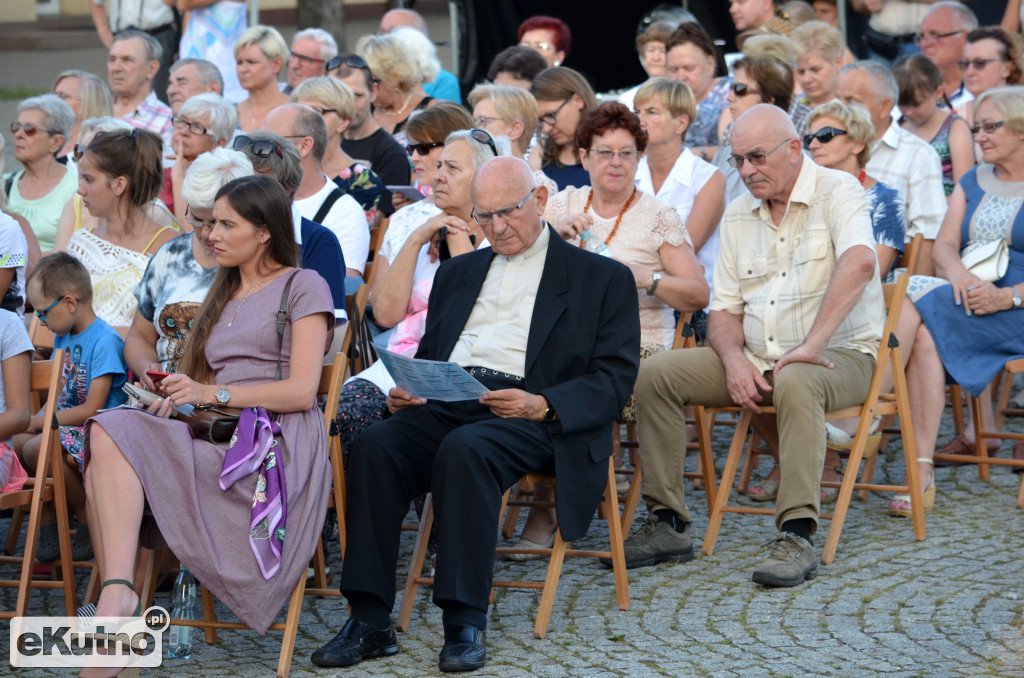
[53,317,128,411]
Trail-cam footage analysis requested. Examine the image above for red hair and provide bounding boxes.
[576,102,648,154]
[517,15,572,56]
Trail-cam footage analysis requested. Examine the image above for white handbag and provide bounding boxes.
[961,239,1009,283]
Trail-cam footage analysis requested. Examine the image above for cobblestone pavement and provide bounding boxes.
[3,407,1024,677]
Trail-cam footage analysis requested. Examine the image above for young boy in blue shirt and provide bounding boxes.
[17,252,128,563]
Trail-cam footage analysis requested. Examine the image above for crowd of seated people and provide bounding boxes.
[2,2,1024,675]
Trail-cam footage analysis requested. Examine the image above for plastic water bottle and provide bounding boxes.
[168,567,200,659]
[580,230,614,257]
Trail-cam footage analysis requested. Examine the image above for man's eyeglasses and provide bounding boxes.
[406,141,444,157]
[472,186,537,225]
[731,82,761,97]
[970,120,1006,136]
[958,58,1008,71]
[469,128,498,156]
[326,53,378,82]
[913,29,964,45]
[34,296,77,322]
[289,51,326,67]
[11,121,58,137]
[727,138,792,169]
[473,115,504,130]
[185,206,215,231]
[802,126,848,148]
[538,96,573,127]
[586,148,639,163]
[309,106,337,117]
[172,116,214,136]
[233,135,284,158]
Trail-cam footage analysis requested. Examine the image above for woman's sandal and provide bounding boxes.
[84,579,146,658]
[748,478,779,502]
[888,458,935,517]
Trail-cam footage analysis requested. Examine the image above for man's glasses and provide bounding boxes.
[11,121,58,137]
[970,120,1006,136]
[472,186,537,225]
[185,205,215,231]
[727,138,792,169]
[473,115,504,129]
[587,148,639,163]
[538,96,572,126]
[731,82,761,97]
[469,128,498,156]
[289,51,326,67]
[172,116,214,136]
[913,29,964,45]
[308,106,337,117]
[958,58,1008,71]
[232,135,284,158]
[406,141,444,156]
[34,297,63,322]
[802,126,848,148]
[326,53,377,82]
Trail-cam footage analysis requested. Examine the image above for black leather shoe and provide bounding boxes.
[310,617,399,667]
[438,624,486,672]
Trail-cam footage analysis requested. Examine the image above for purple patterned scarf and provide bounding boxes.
[219,407,287,579]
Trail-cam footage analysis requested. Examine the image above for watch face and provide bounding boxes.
[216,388,230,403]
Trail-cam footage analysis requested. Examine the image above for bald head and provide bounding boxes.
[263,103,328,162]
[381,9,428,35]
[472,157,548,257]
[730,104,803,204]
[733,103,798,143]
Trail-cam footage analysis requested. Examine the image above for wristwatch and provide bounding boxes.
[215,387,231,404]
[647,271,662,296]
[1013,287,1022,308]
[543,398,559,422]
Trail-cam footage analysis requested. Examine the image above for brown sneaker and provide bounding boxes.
[603,515,693,569]
[751,532,817,587]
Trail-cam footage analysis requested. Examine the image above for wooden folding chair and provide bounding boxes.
[397,457,629,639]
[700,275,927,564]
[934,358,1024,505]
[0,351,77,619]
[363,218,390,284]
[347,284,377,376]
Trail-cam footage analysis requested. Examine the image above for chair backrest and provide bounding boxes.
[364,218,390,284]
[27,316,55,351]
[671,311,697,350]
[898,233,924,277]
[347,284,377,375]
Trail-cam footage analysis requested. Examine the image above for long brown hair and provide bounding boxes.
[530,66,597,167]
[179,174,299,382]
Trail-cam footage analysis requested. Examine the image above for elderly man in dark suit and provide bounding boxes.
[312,156,640,672]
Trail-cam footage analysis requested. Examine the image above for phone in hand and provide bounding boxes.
[122,383,162,407]
[146,370,171,387]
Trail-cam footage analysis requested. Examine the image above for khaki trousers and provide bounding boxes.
[635,346,875,533]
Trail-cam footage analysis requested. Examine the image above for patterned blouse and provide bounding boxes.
[685,77,732,148]
[333,162,384,227]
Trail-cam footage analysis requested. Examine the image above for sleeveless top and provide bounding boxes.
[685,77,732,148]
[928,112,960,197]
[391,96,434,147]
[66,226,176,326]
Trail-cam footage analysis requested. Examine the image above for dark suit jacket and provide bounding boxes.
[415,225,640,541]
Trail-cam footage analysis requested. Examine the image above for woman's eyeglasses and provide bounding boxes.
[802,126,848,148]
[185,206,216,231]
[469,128,498,156]
[727,138,792,169]
[970,120,1005,136]
[309,106,337,117]
[406,141,444,156]
[538,96,573,126]
[172,116,214,136]
[473,115,504,130]
[587,148,639,163]
[957,58,1008,71]
[232,135,284,158]
[731,82,761,97]
[11,121,58,137]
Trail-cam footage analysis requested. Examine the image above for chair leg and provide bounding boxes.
[950,385,965,435]
[312,540,329,590]
[602,461,629,613]
[396,494,433,632]
[4,506,24,555]
[138,548,161,610]
[500,478,529,539]
[973,392,991,482]
[533,530,567,639]
[702,410,750,556]
[619,451,642,535]
[695,410,718,513]
[275,575,306,678]
[201,584,218,644]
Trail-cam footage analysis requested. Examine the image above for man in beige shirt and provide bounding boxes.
[625,105,885,586]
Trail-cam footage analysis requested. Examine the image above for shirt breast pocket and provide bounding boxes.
[794,232,830,265]
[737,255,769,280]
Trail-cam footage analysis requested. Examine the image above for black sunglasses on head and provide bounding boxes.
[326,53,377,82]
[802,126,848,148]
[232,135,284,158]
[469,128,498,156]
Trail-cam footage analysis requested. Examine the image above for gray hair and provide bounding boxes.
[393,26,440,83]
[239,130,304,198]
[170,58,225,94]
[293,28,339,62]
[841,60,899,104]
[18,94,75,138]
[112,29,163,63]
[444,129,513,171]
[181,148,255,209]
[289,104,329,162]
[927,1,978,31]
[78,116,132,144]
[178,93,237,143]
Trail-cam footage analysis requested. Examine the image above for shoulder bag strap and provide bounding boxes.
[275,270,301,380]
[312,187,345,225]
